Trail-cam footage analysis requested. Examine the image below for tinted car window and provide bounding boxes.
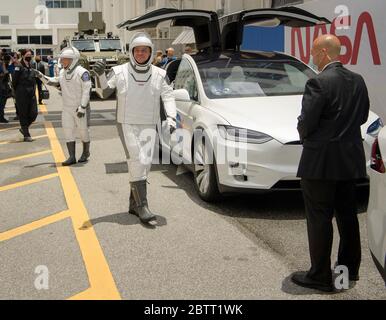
[175,59,198,101]
[72,40,95,52]
[198,57,315,99]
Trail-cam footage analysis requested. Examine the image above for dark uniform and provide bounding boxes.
[12,60,38,138]
[33,60,46,104]
[0,62,10,122]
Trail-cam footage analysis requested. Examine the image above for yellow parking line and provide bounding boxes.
[0,210,70,242]
[44,121,121,300]
[0,173,59,192]
[0,135,48,145]
[0,150,51,164]
[40,104,48,113]
[68,288,94,300]
[0,123,40,133]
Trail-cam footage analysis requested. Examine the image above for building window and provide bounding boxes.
[0,36,11,40]
[42,35,53,45]
[36,48,54,61]
[45,0,82,8]
[17,36,29,44]
[30,36,41,44]
[271,0,303,7]
[17,35,53,45]
[0,16,9,24]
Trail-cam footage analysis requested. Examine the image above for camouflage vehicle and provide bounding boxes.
[65,12,129,88]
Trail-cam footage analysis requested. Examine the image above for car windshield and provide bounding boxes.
[100,39,121,51]
[72,40,95,52]
[198,56,315,99]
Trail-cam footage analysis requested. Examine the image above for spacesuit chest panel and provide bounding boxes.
[59,67,83,108]
[116,65,162,124]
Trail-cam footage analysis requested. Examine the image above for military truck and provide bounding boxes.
[65,12,129,88]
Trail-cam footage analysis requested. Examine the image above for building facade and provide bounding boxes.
[0,0,97,60]
[0,0,312,59]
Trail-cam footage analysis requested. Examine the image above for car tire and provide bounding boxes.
[193,130,221,202]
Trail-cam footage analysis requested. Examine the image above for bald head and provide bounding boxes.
[311,34,342,71]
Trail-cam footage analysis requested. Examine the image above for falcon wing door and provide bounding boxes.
[220,6,331,50]
[118,8,221,52]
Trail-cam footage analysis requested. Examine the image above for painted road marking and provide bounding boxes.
[0,210,70,242]
[0,173,59,191]
[0,135,48,145]
[0,102,120,299]
[0,123,40,133]
[0,150,52,164]
[44,121,121,300]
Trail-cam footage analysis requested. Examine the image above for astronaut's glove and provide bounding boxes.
[35,70,43,79]
[76,106,87,118]
[167,117,177,135]
[93,61,106,76]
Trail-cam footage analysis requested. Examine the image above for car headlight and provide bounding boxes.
[367,118,384,137]
[217,125,273,144]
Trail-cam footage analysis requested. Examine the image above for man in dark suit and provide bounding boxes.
[33,55,46,104]
[291,34,370,292]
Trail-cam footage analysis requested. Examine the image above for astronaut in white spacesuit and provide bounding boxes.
[38,47,92,166]
[93,32,177,223]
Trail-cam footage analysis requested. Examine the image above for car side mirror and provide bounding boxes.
[173,88,191,102]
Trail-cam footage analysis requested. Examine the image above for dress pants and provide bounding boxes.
[300,179,361,284]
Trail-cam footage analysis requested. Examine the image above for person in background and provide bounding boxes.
[152,50,163,67]
[184,46,193,55]
[161,47,177,68]
[48,56,55,77]
[33,55,46,104]
[38,47,92,166]
[0,58,10,123]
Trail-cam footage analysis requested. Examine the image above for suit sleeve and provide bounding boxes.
[80,71,92,107]
[360,77,370,125]
[12,66,21,90]
[160,75,176,121]
[297,77,326,141]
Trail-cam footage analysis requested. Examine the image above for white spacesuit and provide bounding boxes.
[39,47,92,166]
[94,32,177,223]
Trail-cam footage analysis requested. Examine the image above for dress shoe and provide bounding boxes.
[291,271,334,293]
[334,262,359,281]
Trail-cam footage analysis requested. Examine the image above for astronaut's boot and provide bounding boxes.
[129,189,135,214]
[78,141,90,163]
[62,141,77,166]
[129,180,156,223]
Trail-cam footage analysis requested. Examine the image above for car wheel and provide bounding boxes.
[193,131,221,202]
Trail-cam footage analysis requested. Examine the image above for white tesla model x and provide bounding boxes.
[119,7,382,202]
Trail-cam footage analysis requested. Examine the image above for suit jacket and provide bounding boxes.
[33,61,45,75]
[297,62,370,180]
